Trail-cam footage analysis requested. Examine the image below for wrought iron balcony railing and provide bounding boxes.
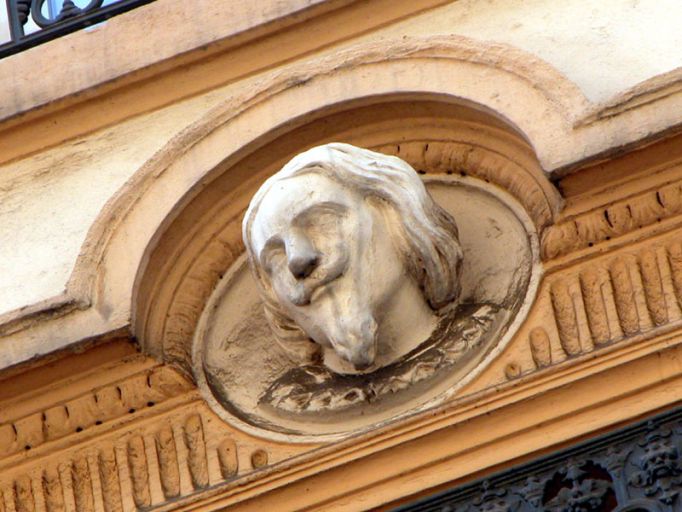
[1,0,156,59]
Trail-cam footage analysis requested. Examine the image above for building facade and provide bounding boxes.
[1,1,682,510]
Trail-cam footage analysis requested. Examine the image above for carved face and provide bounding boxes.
[641,438,679,479]
[244,143,463,376]
[248,172,409,372]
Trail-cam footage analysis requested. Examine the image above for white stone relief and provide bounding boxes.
[242,143,463,375]
[194,143,539,440]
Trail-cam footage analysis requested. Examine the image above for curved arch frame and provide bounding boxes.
[1,35,579,368]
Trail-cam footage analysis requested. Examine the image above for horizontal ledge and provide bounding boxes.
[0,0,356,126]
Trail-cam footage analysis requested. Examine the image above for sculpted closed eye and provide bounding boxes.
[296,204,348,230]
[296,206,349,251]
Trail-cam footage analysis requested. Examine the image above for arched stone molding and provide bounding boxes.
[131,97,555,378]
[7,33,670,370]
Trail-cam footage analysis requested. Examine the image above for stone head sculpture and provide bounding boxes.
[243,143,463,374]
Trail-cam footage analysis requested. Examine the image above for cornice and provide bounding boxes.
[0,0,356,125]
[0,0,454,166]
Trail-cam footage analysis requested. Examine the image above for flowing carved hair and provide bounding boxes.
[242,143,463,363]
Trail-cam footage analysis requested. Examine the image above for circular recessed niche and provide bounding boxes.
[192,175,540,442]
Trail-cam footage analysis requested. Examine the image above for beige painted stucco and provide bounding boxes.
[374,0,682,104]
[0,81,253,314]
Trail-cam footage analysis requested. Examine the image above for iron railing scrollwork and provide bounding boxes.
[393,404,682,512]
[1,0,156,59]
[30,0,104,28]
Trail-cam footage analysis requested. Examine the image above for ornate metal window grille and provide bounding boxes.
[392,404,682,512]
[1,0,156,59]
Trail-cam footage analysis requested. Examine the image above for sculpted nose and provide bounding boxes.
[286,232,319,279]
[288,253,318,279]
